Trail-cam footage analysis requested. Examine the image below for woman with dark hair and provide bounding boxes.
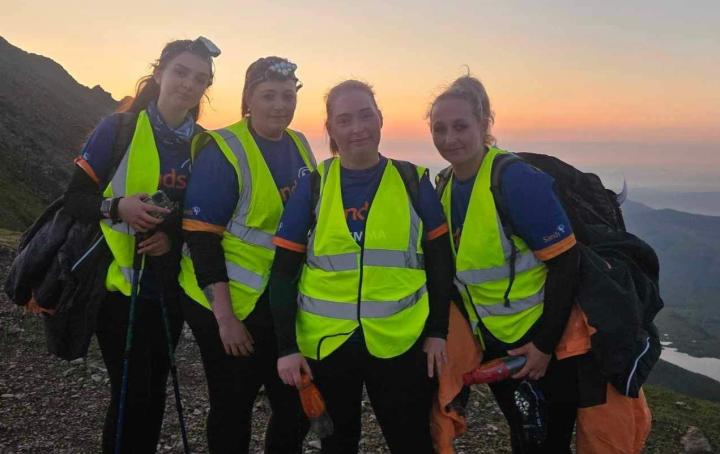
[64,37,218,453]
[178,56,315,453]
[428,75,579,453]
[269,79,454,453]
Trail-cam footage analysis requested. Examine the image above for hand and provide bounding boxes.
[137,231,170,256]
[423,337,448,378]
[117,194,170,232]
[217,316,255,357]
[277,353,314,388]
[508,342,551,380]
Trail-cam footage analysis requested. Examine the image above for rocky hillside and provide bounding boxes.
[0,36,117,230]
[0,235,718,453]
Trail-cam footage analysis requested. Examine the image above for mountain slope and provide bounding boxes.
[623,200,720,335]
[0,36,117,230]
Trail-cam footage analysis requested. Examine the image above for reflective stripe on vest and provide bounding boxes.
[443,147,547,343]
[299,287,427,320]
[181,245,265,292]
[226,223,275,250]
[456,249,539,285]
[99,111,159,296]
[226,261,265,291]
[297,158,429,360]
[179,119,315,320]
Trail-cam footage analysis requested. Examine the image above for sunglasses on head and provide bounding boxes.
[188,36,221,58]
[248,60,303,91]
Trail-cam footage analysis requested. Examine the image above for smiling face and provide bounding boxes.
[326,89,383,159]
[246,79,298,140]
[154,51,212,115]
[430,97,486,168]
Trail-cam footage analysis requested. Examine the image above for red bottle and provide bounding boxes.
[463,356,527,385]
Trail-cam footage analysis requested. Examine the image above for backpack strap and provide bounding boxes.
[434,166,453,197]
[391,159,422,215]
[108,111,139,179]
[309,168,322,222]
[490,152,523,307]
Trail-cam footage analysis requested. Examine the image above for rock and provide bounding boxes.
[307,439,322,450]
[193,408,202,416]
[62,367,75,377]
[70,358,85,365]
[90,374,102,383]
[681,426,713,453]
[6,324,23,334]
[675,401,693,410]
[1,394,16,399]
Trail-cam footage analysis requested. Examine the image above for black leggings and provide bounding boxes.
[308,339,434,454]
[96,290,183,454]
[482,331,577,454]
[181,295,307,454]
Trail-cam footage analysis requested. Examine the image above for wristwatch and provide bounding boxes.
[100,198,113,219]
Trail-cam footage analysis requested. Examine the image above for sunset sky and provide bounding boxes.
[3,0,719,189]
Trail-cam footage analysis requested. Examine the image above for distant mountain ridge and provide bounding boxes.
[630,188,720,216]
[0,36,117,230]
[623,200,720,340]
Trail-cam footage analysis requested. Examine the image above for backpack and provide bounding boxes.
[3,111,138,359]
[310,158,424,222]
[436,152,663,397]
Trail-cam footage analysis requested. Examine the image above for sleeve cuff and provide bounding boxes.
[74,157,101,186]
[273,236,307,253]
[425,223,449,241]
[535,234,577,261]
[182,219,225,235]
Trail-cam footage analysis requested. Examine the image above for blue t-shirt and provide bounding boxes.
[275,156,448,251]
[183,129,313,230]
[76,103,196,296]
[450,161,575,260]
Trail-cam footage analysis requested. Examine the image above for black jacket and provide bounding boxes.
[577,225,663,398]
[4,197,112,360]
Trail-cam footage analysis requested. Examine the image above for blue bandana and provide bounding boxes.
[147,101,196,147]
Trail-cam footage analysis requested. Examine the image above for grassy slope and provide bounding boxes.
[0,228,21,249]
[0,160,45,231]
[644,384,719,453]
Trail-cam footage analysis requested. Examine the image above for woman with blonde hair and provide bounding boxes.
[429,75,580,453]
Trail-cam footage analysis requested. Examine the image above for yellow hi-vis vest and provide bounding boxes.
[441,147,547,344]
[297,157,429,360]
[100,111,160,295]
[179,119,315,319]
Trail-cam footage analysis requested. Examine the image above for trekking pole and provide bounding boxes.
[155,263,191,454]
[114,242,143,454]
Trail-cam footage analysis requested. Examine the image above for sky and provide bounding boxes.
[3,0,719,190]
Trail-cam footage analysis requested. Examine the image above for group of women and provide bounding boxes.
[66,36,606,454]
